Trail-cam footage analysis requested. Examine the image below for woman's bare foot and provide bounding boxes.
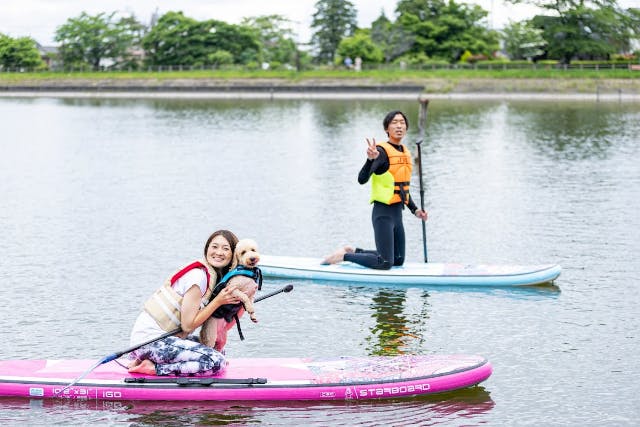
[127,359,142,369]
[128,359,156,375]
[322,247,347,264]
[344,245,355,254]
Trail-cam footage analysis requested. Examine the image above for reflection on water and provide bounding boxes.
[366,289,430,355]
[368,289,409,355]
[0,386,494,426]
[506,102,639,160]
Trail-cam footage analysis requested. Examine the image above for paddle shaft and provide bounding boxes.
[109,327,181,362]
[114,284,292,360]
[417,97,430,263]
[115,284,292,360]
[55,284,293,396]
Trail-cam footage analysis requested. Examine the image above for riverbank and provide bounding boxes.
[2,77,640,100]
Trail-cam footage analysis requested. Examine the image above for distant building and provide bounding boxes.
[35,42,60,70]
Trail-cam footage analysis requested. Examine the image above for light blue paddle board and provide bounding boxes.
[259,255,561,287]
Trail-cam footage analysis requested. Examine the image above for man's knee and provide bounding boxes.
[375,257,392,270]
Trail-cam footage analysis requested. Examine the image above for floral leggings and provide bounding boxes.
[130,336,226,376]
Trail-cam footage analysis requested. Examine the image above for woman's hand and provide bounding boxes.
[181,284,241,333]
[415,209,428,221]
[213,284,241,305]
[366,138,379,160]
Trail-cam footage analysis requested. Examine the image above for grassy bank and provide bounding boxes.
[1,68,639,94]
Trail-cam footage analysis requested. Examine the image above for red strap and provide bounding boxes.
[170,261,211,292]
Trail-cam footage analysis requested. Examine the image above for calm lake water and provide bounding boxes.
[0,94,638,425]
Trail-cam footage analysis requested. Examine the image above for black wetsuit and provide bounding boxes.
[344,144,419,270]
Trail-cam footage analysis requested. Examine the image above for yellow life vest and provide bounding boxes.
[370,141,413,205]
[143,259,218,332]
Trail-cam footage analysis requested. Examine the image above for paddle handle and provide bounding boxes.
[255,284,293,302]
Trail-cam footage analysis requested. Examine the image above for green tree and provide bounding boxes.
[310,0,358,64]
[502,20,547,60]
[241,15,297,67]
[54,11,143,70]
[370,10,415,63]
[0,34,45,69]
[395,0,499,62]
[142,11,198,66]
[508,0,640,63]
[207,50,234,67]
[336,29,384,65]
[142,11,260,66]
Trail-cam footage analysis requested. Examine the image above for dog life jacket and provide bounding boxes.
[209,266,263,341]
[370,141,413,206]
[143,260,217,332]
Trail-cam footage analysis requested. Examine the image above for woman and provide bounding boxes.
[323,111,428,270]
[128,229,241,376]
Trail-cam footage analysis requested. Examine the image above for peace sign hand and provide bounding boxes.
[366,138,379,160]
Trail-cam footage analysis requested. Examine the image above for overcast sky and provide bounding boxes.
[1,0,638,46]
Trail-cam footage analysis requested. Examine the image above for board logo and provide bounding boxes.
[102,391,122,398]
[344,387,354,399]
[320,391,336,398]
[358,383,431,397]
[29,387,44,397]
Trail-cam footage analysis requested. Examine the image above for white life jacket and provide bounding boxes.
[143,259,217,332]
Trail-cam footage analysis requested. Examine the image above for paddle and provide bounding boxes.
[417,97,430,263]
[55,283,294,396]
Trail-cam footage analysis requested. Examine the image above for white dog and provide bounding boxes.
[200,238,261,352]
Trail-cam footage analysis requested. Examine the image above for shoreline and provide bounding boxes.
[1,77,639,101]
[0,88,640,102]
[2,90,639,102]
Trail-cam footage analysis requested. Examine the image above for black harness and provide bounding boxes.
[394,180,411,207]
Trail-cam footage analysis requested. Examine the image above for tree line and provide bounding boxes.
[1,0,638,71]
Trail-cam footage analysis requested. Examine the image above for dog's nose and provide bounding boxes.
[249,257,258,263]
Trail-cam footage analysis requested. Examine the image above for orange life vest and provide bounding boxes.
[369,141,413,205]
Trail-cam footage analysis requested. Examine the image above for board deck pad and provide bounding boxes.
[0,354,492,401]
[258,255,561,286]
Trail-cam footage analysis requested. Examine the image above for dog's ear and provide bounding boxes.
[230,249,240,270]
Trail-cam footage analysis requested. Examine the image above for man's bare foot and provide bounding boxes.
[128,359,156,375]
[322,247,347,265]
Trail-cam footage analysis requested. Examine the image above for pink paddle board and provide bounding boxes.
[0,354,491,401]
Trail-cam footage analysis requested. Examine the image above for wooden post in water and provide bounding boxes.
[416,96,429,263]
